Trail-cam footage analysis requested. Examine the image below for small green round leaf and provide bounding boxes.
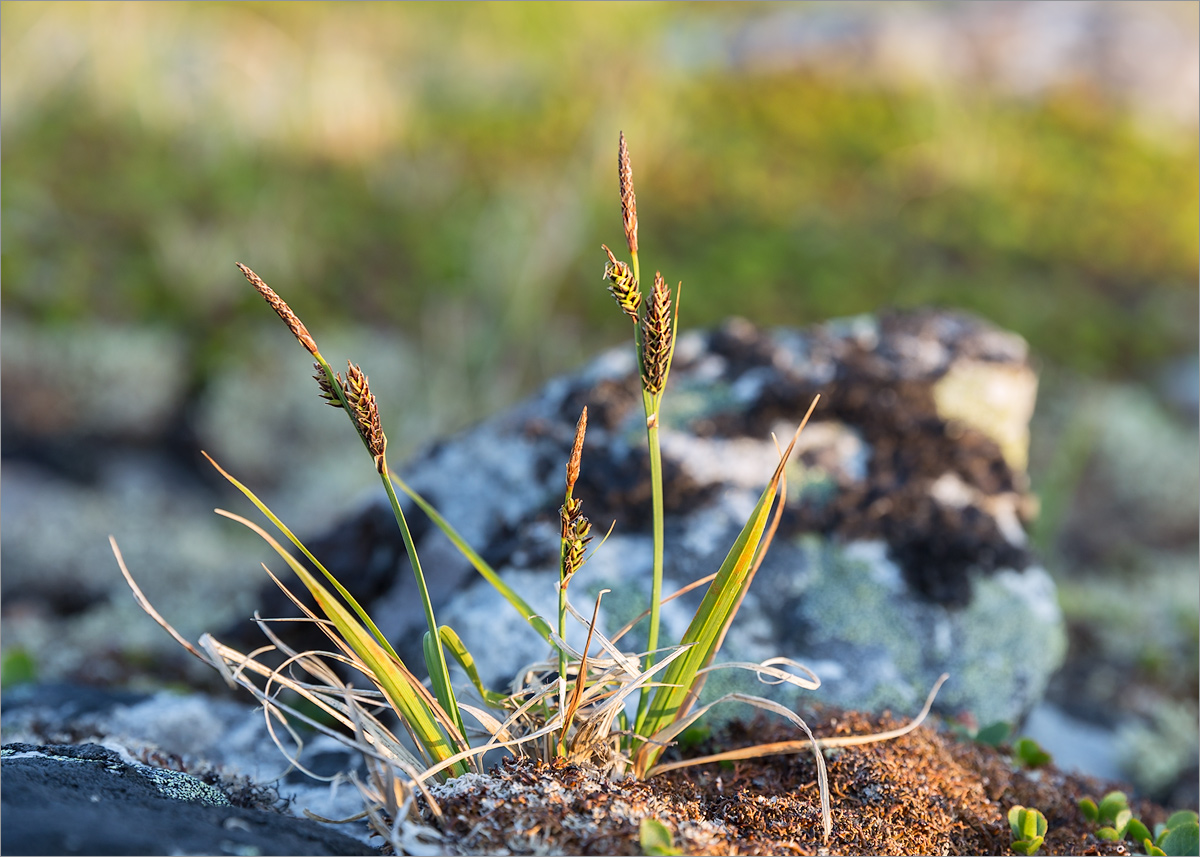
[1014,737,1053,768]
[1166,811,1200,831]
[1127,818,1152,845]
[975,720,1013,747]
[1160,821,1200,857]
[1097,827,1120,841]
[1009,806,1027,837]
[1023,809,1043,840]
[1034,810,1048,838]
[1113,808,1133,838]
[1079,798,1099,823]
[1098,791,1128,824]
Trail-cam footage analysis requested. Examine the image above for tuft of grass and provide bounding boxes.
[113,133,949,849]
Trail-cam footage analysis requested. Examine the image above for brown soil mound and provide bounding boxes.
[421,711,1170,856]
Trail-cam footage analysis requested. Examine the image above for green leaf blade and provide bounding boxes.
[637,477,778,744]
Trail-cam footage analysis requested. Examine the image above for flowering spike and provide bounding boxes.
[641,272,674,395]
[602,244,641,322]
[236,263,318,356]
[559,496,592,588]
[344,362,387,471]
[313,363,344,408]
[619,132,638,256]
[566,407,588,494]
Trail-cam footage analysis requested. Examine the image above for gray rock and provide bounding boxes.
[1,685,381,853]
[0,742,376,856]
[285,309,1065,727]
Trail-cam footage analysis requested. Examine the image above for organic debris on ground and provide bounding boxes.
[419,710,1172,856]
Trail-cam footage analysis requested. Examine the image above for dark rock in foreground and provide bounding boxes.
[0,742,375,856]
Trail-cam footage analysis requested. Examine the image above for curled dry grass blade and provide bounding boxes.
[117,532,435,778]
[646,673,951,775]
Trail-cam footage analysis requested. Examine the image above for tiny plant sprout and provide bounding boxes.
[1008,805,1048,856]
[1079,791,1197,855]
[973,720,1012,747]
[1013,736,1053,769]
[639,818,683,856]
[1094,790,1133,840]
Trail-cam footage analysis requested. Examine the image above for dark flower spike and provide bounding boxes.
[641,271,674,396]
[559,496,592,588]
[344,362,387,472]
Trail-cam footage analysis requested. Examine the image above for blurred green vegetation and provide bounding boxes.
[2,1,1196,407]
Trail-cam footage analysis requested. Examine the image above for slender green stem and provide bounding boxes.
[557,488,572,693]
[310,348,462,741]
[380,466,468,746]
[634,388,665,735]
[645,397,665,654]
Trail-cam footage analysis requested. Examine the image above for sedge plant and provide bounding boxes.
[114,132,947,847]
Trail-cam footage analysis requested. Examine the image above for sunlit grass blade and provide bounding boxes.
[215,509,469,776]
[203,451,404,663]
[632,477,776,754]
[438,625,509,707]
[634,406,816,767]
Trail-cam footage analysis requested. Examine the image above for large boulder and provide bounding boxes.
[266,309,1065,727]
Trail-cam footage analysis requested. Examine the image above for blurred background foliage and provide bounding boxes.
[3,1,1196,408]
[1,3,1197,763]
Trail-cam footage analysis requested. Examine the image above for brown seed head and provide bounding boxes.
[602,244,641,321]
[236,263,318,355]
[618,132,638,256]
[566,406,587,494]
[313,363,344,408]
[641,272,674,395]
[344,362,387,470]
[559,496,592,587]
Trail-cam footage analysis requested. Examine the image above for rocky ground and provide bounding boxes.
[1,692,1182,856]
